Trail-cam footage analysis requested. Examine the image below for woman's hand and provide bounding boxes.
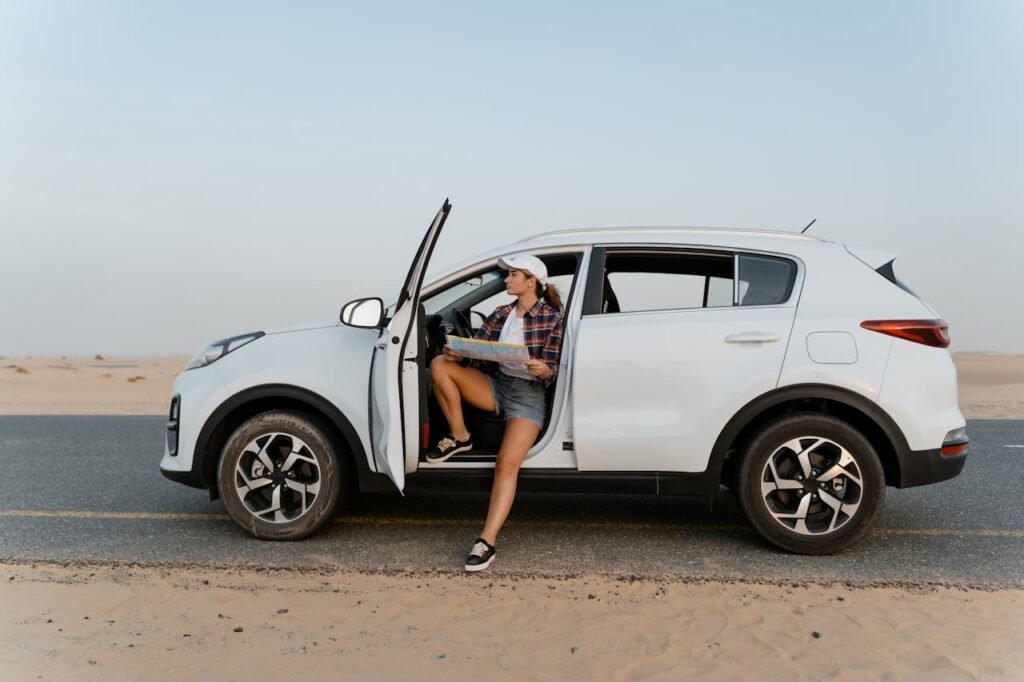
[442,345,463,362]
[525,359,551,380]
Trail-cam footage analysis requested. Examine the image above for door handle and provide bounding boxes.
[725,332,781,344]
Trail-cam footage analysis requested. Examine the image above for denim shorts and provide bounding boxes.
[487,371,547,429]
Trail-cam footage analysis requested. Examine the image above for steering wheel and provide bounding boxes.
[453,309,474,339]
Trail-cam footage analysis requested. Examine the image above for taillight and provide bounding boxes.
[940,428,968,458]
[940,442,967,457]
[860,319,950,348]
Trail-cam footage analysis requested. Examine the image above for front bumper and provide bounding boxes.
[160,464,206,488]
[159,365,231,490]
[160,392,205,487]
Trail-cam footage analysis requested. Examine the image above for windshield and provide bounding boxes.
[423,270,504,316]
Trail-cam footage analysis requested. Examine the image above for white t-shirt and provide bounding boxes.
[498,309,535,381]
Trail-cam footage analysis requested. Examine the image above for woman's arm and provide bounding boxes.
[472,309,501,341]
[538,315,564,388]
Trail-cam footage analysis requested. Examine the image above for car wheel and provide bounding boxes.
[217,411,345,541]
[737,413,885,555]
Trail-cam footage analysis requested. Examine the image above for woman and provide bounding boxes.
[427,254,564,571]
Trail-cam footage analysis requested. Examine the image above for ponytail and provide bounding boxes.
[535,281,562,312]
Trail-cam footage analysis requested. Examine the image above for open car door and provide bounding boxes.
[368,199,451,491]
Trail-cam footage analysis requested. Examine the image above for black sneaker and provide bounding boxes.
[426,434,472,463]
[464,538,496,572]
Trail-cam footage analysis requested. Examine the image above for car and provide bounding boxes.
[160,200,969,554]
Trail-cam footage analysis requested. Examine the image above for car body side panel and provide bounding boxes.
[779,313,895,403]
[779,245,964,450]
[211,325,378,465]
[781,247,899,399]
[877,340,965,451]
[573,305,796,472]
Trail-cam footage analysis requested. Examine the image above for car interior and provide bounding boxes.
[600,251,736,312]
[418,253,581,462]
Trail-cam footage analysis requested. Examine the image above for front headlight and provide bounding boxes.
[185,332,265,371]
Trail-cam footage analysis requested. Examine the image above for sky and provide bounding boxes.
[1,1,1022,355]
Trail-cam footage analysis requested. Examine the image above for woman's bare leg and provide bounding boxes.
[480,418,540,545]
[429,356,496,441]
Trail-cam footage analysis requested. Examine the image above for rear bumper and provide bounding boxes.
[896,444,968,488]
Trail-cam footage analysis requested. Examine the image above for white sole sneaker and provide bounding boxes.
[465,554,494,572]
[425,442,472,464]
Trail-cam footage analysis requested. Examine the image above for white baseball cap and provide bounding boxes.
[497,254,548,286]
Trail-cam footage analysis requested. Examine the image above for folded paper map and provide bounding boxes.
[446,335,530,364]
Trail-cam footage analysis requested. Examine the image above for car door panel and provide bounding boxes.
[368,200,450,490]
[573,306,796,472]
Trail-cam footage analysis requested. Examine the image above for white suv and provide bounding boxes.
[160,201,968,554]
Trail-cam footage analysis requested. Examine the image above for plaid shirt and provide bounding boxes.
[468,299,564,388]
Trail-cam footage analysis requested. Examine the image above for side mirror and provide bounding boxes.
[340,297,384,328]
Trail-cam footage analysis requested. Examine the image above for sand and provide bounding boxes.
[0,356,189,416]
[1,353,1021,418]
[2,563,1021,681]
[951,354,1024,420]
[2,354,1022,679]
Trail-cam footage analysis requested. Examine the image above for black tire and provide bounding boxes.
[737,413,885,555]
[217,410,346,541]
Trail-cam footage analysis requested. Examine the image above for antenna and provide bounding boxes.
[801,219,816,234]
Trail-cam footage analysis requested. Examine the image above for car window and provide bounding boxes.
[423,253,581,326]
[706,275,733,307]
[737,254,796,306]
[600,251,734,313]
[472,272,575,320]
[423,269,504,316]
[472,288,513,318]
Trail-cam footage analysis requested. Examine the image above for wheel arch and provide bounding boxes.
[711,384,908,488]
[195,384,386,499]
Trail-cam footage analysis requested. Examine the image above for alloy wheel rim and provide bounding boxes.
[234,432,322,524]
[759,436,864,536]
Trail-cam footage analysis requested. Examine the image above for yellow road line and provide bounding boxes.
[0,510,227,522]
[873,527,1024,539]
[1,509,1022,538]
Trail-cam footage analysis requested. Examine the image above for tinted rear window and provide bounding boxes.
[737,255,797,306]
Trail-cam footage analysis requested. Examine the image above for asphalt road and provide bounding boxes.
[1,416,1021,588]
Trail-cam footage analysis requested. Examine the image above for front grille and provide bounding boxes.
[167,395,180,456]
